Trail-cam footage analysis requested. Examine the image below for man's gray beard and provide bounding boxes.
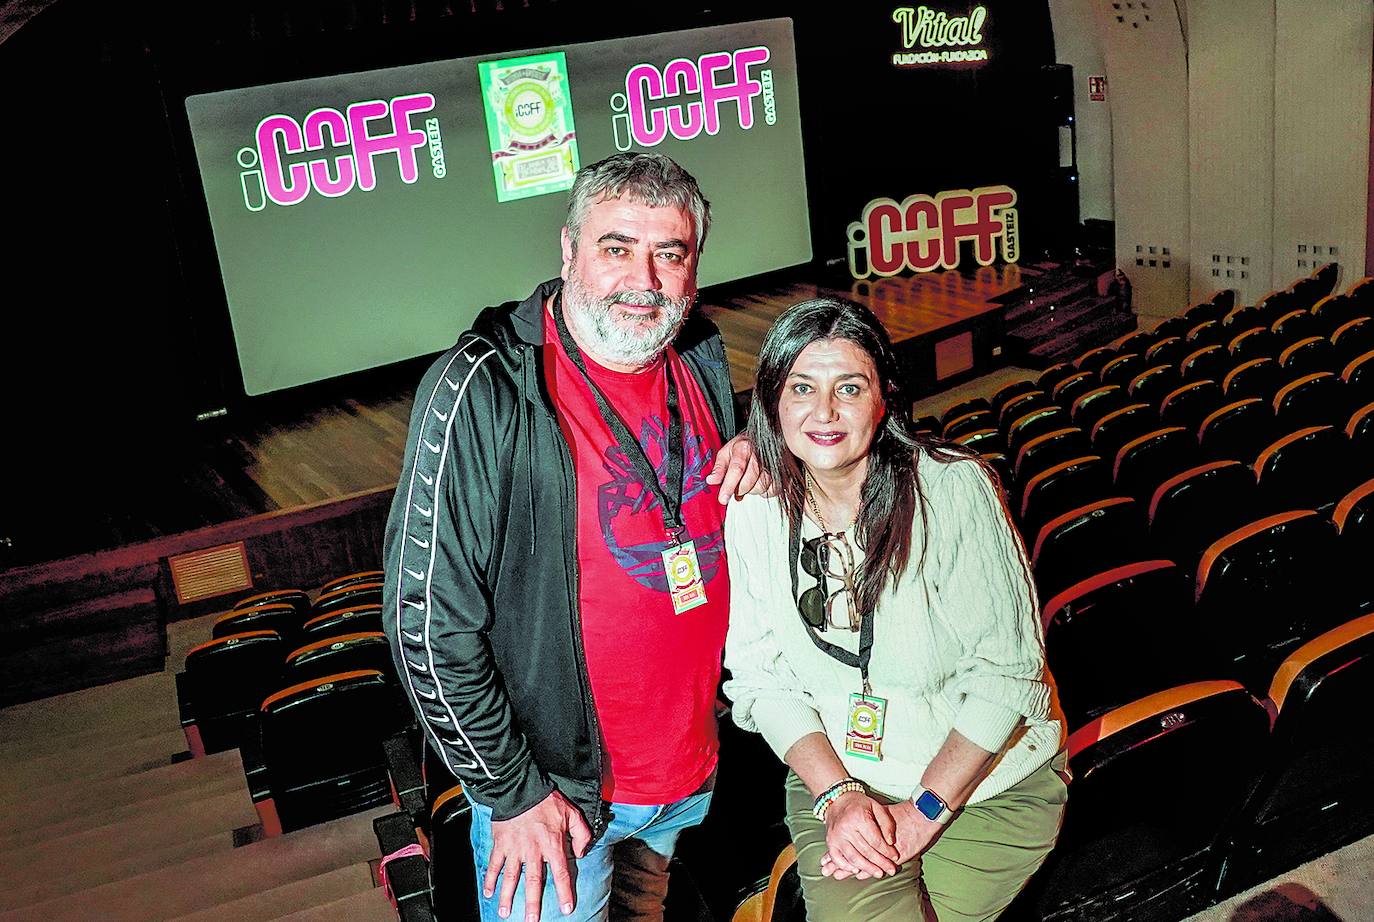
[562,270,692,368]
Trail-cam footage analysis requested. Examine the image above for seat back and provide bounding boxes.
[1185,319,1226,349]
[943,408,996,441]
[184,630,286,752]
[1129,364,1181,410]
[429,780,479,922]
[1052,372,1099,412]
[1069,385,1130,433]
[999,389,1054,430]
[1007,405,1072,460]
[1159,379,1225,432]
[953,427,1003,455]
[1335,479,1374,614]
[212,603,300,641]
[1254,426,1353,511]
[1075,345,1118,376]
[259,669,406,829]
[1014,427,1090,488]
[1227,326,1278,364]
[1196,511,1347,689]
[1149,460,1259,572]
[1030,497,1146,602]
[1099,353,1148,389]
[1222,356,1282,402]
[1278,336,1337,379]
[1179,345,1229,384]
[1271,309,1320,344]
[1273,371,1347,429]
[1042,561,1203,728]
[1113,427,1197,504]
[1198,398,1276,463]
[940,397,991,430]
[992,378,1039,416]
[301,603,385,640]
[1331,319,1374,368]
[1344,352,1374,409]
[1220,614,1374,893]
[312,581,384,617]
[1089,402,1158,461]
[234,589,311,616]
[1019,682,1270,922]
[1019,456,1109,540]
[285,631,395,683]
[318,570,385,596]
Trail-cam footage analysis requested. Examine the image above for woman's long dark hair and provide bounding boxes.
[746,297,972,622]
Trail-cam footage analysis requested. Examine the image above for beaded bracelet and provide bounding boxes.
[813,777,866,821]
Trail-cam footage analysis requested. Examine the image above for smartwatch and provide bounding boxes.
[911,785,953,825]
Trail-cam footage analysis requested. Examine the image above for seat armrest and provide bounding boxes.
[175,672,205,758]
[383,732,426,824]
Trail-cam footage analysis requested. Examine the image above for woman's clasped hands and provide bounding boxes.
[820,793,944,880]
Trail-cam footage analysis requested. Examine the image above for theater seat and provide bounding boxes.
[233,588,311,617]
[1008,682,1270,922]
[1222,356,1282,402]
[246,669,408,834]
[1227,326,1278,364]
[1274,371,1348,429]
[179,630,285,756]
[1030,497,1147,602]
[1159,379,1224,432]
[1185,319,1226,349]
[1196,511,1348,690]
[1224,304,1264,331]
[1311,294,1363,336]
[212,602,301,640]
[1335,479,1374,615]
[1037,362,1076,394]
[312,580,383,617]
[952,427,1003,455]
[1254,426,1355,512]
[319,569,385,596]
[1007,405,1072,461]
[1217,613,1374,895]
[1271,309,1320,344]
[1149,460,1258,573]
[301,603,384,639]
[1277,335,1337,378]
[1076,345,1118,377]
[1331,319,1374,368]
[1019,456,1110,542]
[1129,364,1180,411]
[429,778,479,922]
[1098,353,1147,389]
[992,379,1039,417]
[1041,560,1205,729]
[1179,345,1229,384]
[942,408,995,441]
[1089,402,1158,462]
[940,397,991,431]
[999,389,1055,430]
[1051,372,1099,411]
[1113,427,1197,504]
[1069,384,1129,433]
[1145,335,1189,369]
[731,846,802,922]
[285,631,395,682]
[1116,330,1158,357]
[1198,398,1276,464]
[1014,427,1090,488]
[1345,352,1374,409]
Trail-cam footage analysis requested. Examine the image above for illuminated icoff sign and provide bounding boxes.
[610,46,776,151]
[238,93,443,211]
[892,5,989,67]
[846,185,1018,278]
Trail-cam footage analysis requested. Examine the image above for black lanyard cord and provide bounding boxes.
[552,291,686,539]
[789,513,874,690]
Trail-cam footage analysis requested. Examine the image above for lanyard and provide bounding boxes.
[552,291,687,539]
[789,513,875,693]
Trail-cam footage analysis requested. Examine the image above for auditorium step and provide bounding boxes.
[165,864,377,922]
[998,267,1135,368]
[0,806,390,922]
[269,885,394,921]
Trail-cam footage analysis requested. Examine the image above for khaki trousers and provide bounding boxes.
[783,759,1067,921]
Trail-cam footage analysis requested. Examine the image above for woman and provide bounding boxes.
[723,298,1066,921]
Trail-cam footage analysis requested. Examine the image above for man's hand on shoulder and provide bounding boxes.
[707,434,775,504]
[485,790,592,921]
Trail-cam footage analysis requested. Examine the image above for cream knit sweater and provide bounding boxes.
[723,453,1065,803]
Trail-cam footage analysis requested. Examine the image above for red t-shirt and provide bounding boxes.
[544,308,729,804]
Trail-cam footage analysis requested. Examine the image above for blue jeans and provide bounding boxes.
[466,790,713,922]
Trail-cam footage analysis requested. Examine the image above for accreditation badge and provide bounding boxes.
[661,540,709,615]
[477,51,580,203]
[845,692,887,762]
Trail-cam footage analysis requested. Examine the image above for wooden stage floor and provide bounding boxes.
[3,263,1026,569]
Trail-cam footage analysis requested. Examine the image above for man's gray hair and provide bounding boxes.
[566,153,712,254]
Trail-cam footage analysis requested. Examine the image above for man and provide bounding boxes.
[382,152,761,922]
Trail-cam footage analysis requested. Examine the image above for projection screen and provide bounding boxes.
[185,18,809,395]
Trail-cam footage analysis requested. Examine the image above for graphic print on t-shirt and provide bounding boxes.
[599,413,725,592]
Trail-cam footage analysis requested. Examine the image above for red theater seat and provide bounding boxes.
[1098,352,1148,389]
[1006,405,1072,460]
[1128,364,1181,412]
[1254,426,1355,512]
[1018,455,1110,541]
[1113,427,1197,504]
[1159,379,1225,432]
[1227,326,1278,364]
[1051,371,1099,411]
[1331,319,1374,368]
[1089,402,1158,462]
[1277,335,1337,379]
[1335,479,1374,615]
[212,602,301,641]
[1198,398,1276,463]
[1014,427,1090,487]
[1273,371,1347,429]
[1270,309,1320,344]
[1069,384,1130,433]
[178,630,286,757]
[1222,356,1282,402]
[943,408,995,441]
[1179,344,1229,384]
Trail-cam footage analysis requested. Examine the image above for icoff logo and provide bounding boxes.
[609,46,775,151]
[846,186,1018,278]
[237,93,442,211]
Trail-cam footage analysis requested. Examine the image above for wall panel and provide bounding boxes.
[1187,0,1275,308]
[1272,0,1372,292]
[1049,0,1115,222]
[1093,0,1191,316]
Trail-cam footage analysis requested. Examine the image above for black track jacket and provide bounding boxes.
[381,278,737,837]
